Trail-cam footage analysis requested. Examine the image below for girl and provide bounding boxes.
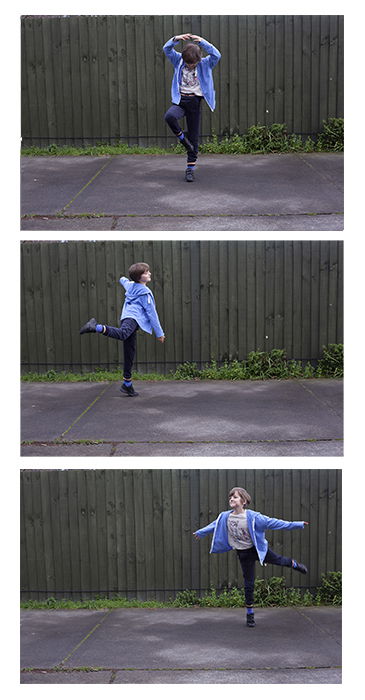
[163,33,221,182]
[80,262,165,397]
[193,487,308,627]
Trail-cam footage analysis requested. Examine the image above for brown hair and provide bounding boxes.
[128,262,150,283]
[228,487,252,508]
[182,43,202,65]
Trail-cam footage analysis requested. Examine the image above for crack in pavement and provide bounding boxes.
[294,608,342,646]
[296,153,344,193]
[22,664,342,672]
[22,211,344,220]
[58,383,112,440]
[58,610,113,667]
[297,380,343,419]
[58,159,112,213]
[22,438,344,446]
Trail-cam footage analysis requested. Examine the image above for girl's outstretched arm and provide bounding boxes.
[193,518,217,539]
[256,513,307,531]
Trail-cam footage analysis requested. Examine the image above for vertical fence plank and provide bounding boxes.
[142,469,156,598]
[264,242,275,352]
[171,470,183,594]
[161,470,174,598]
[283,16,294,132]
[115,470,127,596]
[104,470,117,598]
[274,241,284,350]
[68,16,82,145]
[228,242,238,359]
[152,470,164,600]
[292,241,303,360]
[218,242,228,360]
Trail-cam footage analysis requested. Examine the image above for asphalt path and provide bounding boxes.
[21,153,343,231]
[20,607,342,684]
[21,379,343,456]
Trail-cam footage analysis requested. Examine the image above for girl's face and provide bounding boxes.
[140,269,151,284]
[229,491,246,509]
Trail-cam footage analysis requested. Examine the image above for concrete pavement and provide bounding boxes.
[21,379,343,456]
[20,607,342,684]
[20,153,343,231]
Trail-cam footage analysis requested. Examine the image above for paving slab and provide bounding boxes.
[20,156,111,216]
[20,609,109,668]
[21,379,343,456]
[20,153,343,231]
[20,607,341,684]
[21,382,111,442]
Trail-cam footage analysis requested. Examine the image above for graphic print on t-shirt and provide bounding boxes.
[227,513,253,549]
[181,66,201,91]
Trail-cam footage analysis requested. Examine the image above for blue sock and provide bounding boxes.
[123,380,132,387]
[292,559,298,569]
[187,165,195,170]
[96,324,104,333]
[246,607,254,615]
[177,132,185,141]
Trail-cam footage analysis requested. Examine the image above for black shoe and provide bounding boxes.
[120,383,139,397]
[294,562,308,574]
[246,613,256,628]
[80,317,98,334]
[185,168,195,182]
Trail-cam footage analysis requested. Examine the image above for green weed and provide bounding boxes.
[21,119,343,156]
[20,572,341,609]
[316,344,344,378]
[21,345,343,383]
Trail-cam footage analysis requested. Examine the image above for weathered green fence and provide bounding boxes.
[20,469,341,600]
[21,240,343,373]
[21,15,344,146]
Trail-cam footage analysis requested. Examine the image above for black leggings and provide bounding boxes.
[164,95,202,165]
[103,318,139,380]
[236,546,293,607]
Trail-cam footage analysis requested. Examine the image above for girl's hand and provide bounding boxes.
[193,532,200,540]
[189,35,203,42]
[174,34,191,41]
[157,335,165,343]
[304,522,309,525]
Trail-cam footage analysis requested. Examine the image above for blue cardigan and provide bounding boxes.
[163,37,221,111]
[119,277,164,338]
[195,509,305,565]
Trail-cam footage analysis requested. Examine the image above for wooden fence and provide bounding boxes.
[21,15,344,146]
[20,469,341,600]
[21,240,343,373]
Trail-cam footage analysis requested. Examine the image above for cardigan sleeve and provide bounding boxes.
[194,518,217,537]
[163,38,182,67]
[139,294,164,337]
[119,276,133,291]
[256,513,305,531]
[199,39,221,68]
